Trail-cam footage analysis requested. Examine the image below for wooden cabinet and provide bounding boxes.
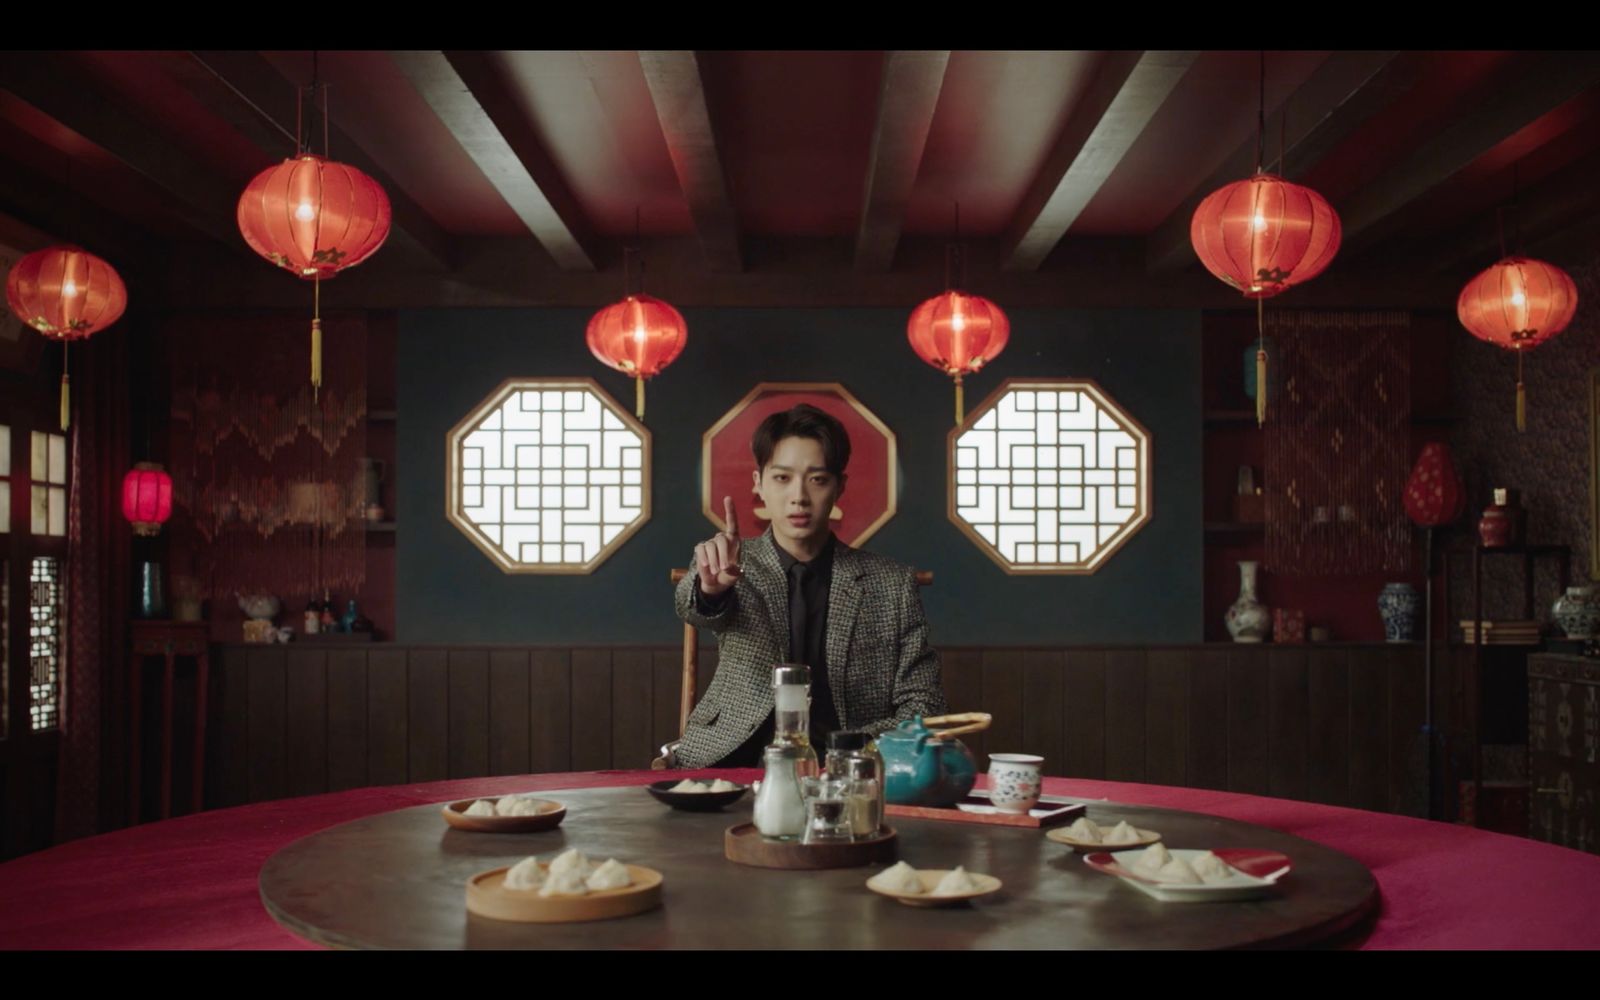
[1529,654,1600,855]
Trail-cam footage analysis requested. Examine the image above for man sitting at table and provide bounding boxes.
[672,403,946,768]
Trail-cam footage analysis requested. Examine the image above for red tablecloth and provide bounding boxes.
[2,771,1597,950]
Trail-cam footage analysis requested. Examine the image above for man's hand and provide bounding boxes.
[695,496,743,597]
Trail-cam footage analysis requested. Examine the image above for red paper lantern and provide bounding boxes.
[121,462,174,536]
[585,294,688,419]
[1456,256,1578,432]
[237,155,392,391]
[1403,443,1465,528]
[907,291,1010,424]
[236,155,391,279]
[5,245,128,428]
[1190,173,1342,298]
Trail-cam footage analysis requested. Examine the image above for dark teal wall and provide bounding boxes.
[397,307,1202,644]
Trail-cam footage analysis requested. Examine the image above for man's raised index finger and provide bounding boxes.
[723,495,740,538]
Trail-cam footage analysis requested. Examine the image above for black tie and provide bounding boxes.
[788,560,809,665]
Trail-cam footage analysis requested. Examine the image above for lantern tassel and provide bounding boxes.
[57,341,71,429]
[954,374,965,426]
[311,276,323,397]
[1515,351,1526,433]
[1256,297,1267,427]
[636,377,645,420]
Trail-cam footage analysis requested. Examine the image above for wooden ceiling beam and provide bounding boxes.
[0,50,246,252]
[1003,50,1197,272]
[1144,51,1409,275]
[638,50,743,273]
[392,50,598,271]
[179,51,458,273]
[1338,51,1600,256]
[853,50,950,272]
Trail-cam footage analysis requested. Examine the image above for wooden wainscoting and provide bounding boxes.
[205,643,1431,817]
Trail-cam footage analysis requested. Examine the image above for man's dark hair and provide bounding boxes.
[751,404,852,477]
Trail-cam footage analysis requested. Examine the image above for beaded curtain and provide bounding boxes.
[168,314,366,602]
[1265,311,1412,575]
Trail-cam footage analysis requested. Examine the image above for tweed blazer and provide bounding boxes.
[672,528,946,769]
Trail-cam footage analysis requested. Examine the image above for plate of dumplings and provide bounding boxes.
[1046,816,1161,851]
[442,795,567,833]
[467,848,664,923]
[1083,844,1291,902]
[646,777,749,811]
[865,861,1002,908]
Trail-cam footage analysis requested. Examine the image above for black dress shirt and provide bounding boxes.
[695,533,840,766]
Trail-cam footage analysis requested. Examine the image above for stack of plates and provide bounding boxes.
[1459,619,1544,645]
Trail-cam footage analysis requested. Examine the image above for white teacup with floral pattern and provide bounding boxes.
[987,753,1045,813]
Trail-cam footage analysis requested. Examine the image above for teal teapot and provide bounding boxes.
[878,713,993,807]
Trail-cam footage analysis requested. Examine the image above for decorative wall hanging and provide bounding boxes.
[948,378,1151,575]
[1263,310,1410,576]
[446,377,649,574]
[702,383,896,548]
[235,54,391,396]
[587,236,687,421]
[1190,54,1341,427]
[5,245,127,428]
[908,205,1009,425]
[167,313,367,602]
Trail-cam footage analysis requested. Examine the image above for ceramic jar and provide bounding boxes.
[1378,583,1420,642]
[1552,586,1600,640]
[1226,560,1272,643]
[1477,488,1522,548]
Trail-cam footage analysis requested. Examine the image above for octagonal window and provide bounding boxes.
[949,379,1150,574]
[447,378,650,574]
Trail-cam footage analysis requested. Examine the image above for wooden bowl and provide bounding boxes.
[466,863,663,923]
[646,780,749,811]
[724,823,897,869]
[866,868,1003,908]
[1045,824,1161,852]
[441,797,567,833]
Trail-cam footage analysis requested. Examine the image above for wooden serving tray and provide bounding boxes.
[441,797,567,833]
[724,823,897,869]
[886,792,1086,829]
[465,864,663,923]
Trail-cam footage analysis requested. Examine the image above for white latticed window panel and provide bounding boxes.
[950,380,1151,574]
[447,379,650,574]
[30,556,61,732]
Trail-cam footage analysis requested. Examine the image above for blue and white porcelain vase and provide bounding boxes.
[1226,560,1271,643]
[1378,583,1420,642]
[1552,586,1599,639]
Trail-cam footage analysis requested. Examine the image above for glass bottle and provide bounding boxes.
[753,664,819,840]
[824,731,884,838]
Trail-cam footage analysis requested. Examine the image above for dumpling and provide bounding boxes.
[585,858,632,892]
[669,779,707,793]
[1103,821,1142,845]
[1155,857,1202,885]
[548,848,594,879]
[1191,851,1235,884]
[501,798,546,817]
[1133,843,1171,875]
[1065,817,1103,843]
[870,861,925,895]
[932,866,979,897]
[503,856,546,891]
[537,867,589,897]
[463,799,497,817]
[708,778,742,793]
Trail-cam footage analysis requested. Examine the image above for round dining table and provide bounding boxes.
[2,769,1597,949]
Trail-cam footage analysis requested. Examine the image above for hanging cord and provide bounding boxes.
[1255,51,1265,173]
